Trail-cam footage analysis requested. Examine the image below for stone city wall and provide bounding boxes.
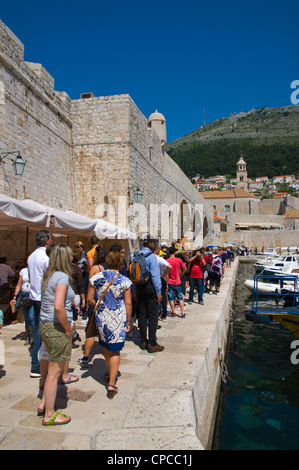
[72,94,214,246]
[0,20,74,210]
[0,19,214,263]
[71,94,131,219]
[127,97,214,245]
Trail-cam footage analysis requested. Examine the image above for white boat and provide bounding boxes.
[263,248,278,257]
[244,268,299,295]
[244,278,298,295]
[254,254,299,273]
[254,248,278,258]
[261,265,299,277]
[253,256,281,271]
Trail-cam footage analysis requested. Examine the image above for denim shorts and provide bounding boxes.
[39,321,72,362]
[168,283,184,301]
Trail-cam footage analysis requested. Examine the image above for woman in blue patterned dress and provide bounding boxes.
[87,250,132,398]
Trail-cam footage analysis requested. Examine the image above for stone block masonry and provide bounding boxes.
[0,20,74,210]
[71,93,214,246]
[71,95,132,218]
[0,18,214,258]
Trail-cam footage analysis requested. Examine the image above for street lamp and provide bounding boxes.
[0,151,26,176]
[128,185,143,203]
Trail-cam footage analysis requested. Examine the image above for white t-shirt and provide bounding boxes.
[20,267,30,293]
[155,254,171,276]
[28,247,49,301]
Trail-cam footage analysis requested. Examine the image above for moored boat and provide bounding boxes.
[245,273,299,339]
[253,254,299,273]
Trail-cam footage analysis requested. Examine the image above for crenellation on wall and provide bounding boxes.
[0,20,24,64]
[25,62,55,92]
[0,21,72,126]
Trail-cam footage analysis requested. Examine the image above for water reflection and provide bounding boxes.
[213,262,299,450]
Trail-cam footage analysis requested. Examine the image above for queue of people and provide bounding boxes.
[1,231,236,426]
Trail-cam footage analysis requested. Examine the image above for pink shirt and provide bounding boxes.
[168,257,185,285]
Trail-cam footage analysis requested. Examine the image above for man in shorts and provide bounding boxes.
[27,230,53,377]
[167,247,186,318]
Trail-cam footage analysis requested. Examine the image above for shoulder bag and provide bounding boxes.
[85,272,119,338]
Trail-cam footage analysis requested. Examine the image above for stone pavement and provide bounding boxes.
[0,260,239,450]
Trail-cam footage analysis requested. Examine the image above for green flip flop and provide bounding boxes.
[42,412,71,426]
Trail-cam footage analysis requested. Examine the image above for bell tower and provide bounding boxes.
[236,155,248,190]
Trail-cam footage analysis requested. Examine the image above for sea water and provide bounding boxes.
[212,261,299,450]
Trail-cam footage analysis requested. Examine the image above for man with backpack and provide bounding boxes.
[129,236,164,353]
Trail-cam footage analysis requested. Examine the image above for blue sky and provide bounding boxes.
[1,0,298,142]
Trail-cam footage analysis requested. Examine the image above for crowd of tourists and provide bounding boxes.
[0,231,236,426]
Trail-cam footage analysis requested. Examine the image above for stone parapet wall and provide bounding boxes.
[0,21,71,121]
[217,229,299,249]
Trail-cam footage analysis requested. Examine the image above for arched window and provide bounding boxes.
[224,205,230,212]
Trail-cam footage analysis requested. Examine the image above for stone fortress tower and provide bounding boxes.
[236,155,248,190]
[147,110,167,145]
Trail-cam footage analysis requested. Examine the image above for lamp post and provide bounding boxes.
[128,185,143,203]
[0,151,26,176]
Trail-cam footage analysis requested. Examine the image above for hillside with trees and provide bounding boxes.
[164,105,299,180]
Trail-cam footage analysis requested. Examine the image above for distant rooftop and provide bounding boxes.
[199,188,258,199]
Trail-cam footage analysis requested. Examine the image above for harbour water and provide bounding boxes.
[212,261,299,450]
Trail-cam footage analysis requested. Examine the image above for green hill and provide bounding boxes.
[164,105,299,180]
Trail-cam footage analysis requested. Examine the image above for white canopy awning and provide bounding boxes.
[0,196,49,228]
[94,219,136,240]
[0,194,136,239]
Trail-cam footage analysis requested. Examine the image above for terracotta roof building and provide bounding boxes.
[200,188,258,199]
[285,211,299,219]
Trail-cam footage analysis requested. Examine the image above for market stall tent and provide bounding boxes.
[0,194,136,239]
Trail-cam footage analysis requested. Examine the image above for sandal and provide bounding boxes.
[37,407,45,416]
[61,374,79,385]
[42,412,71,426]
[104,371,121,383]
[107,384,118,399]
